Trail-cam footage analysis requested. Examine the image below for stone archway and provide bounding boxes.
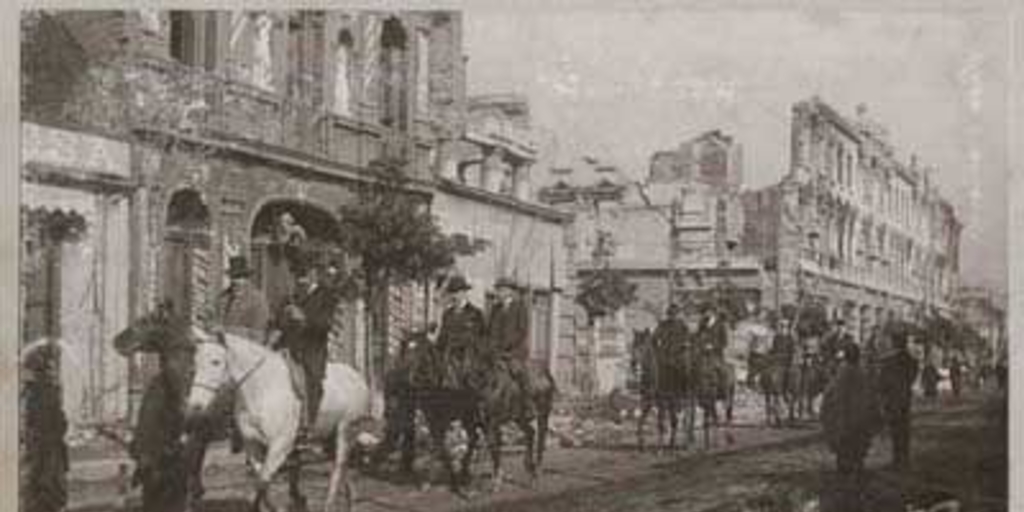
[249,200,343,312]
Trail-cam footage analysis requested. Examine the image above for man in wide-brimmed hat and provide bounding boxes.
[487,277,533,406]
[217,256,270,343]
[436,275,486,388]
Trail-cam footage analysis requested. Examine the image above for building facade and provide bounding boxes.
[21,9,574,422]
[20,122,134,427]
[742,97,962,344]
[538,131,757,394]
[955,286,1007,367]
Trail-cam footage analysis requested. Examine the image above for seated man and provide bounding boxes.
[272,258,343,448]
[487,278,533,410]
[435,275,485,389]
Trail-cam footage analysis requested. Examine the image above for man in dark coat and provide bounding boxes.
[21,339,69,512]
[878,329,919,470]
[487,277,532,402]
[821,343,881,479]
[435,275,486,388]
[651,303,691,393]
[216,256,270,343]
[273,257,343,444]
[212,256,270,454]
[652,303,689,354]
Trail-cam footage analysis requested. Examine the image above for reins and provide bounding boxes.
[191,340,270,395]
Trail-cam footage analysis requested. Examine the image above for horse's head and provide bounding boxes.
[114,299,188,357]
[185,326,230,420]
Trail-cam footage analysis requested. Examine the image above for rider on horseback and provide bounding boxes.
[651,303,692,392]
[487,277,533,414]
[652,303,689,356]
[271,256,344,449]
[435,275,486,389]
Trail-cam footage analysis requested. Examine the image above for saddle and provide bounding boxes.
[281,351,308,406]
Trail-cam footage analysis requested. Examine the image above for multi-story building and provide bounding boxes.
[538,130,757,394]
[743,97,962,343]
[21,9,572,422]
[955,286,1007,367]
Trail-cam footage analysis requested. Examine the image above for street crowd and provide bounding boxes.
[19,220,1007,512]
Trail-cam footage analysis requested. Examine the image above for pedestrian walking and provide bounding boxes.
[821,343,882,482]
[877,329,919,470]
[20,338,69,512]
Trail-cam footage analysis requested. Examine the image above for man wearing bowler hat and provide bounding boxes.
[435,275,486,388]
[487,277,532,407]
[213,255,270,455]
[217,256,271,343]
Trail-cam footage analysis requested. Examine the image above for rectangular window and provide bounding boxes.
[415,29,430,117]
[170,11,198,65]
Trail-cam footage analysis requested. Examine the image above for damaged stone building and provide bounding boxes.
[21,9,571,423]
[742,98,962,344]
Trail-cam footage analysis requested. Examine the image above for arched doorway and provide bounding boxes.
[250,200,343,312]
[163,189,211,322]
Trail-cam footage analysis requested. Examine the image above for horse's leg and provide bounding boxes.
[324,427,352,512]
[458,414,479,487]
[486,424,504,493]
[255,438,294,512]
[519,417,537,485]
[655,403,666,453]
[667,400,679,452]
[536,397,551,469]
[636,400,650,452]
[288,450,308,512]
[426,415,459,494]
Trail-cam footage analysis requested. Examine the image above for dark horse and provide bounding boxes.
[633,328,688,452]
[376,331,556,494]
[113,301,202,512]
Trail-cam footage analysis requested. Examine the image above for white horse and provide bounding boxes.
[185,327,371,512]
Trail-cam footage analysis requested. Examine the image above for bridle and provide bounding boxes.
[190,339,269,396]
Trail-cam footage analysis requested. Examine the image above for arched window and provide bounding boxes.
[333,30,354,116]
[380,17,408,128]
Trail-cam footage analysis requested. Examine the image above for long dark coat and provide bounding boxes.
[21,351,69,512]
[276,282,343,383]
[437,302,486,354]
[216,281,270,343]
[487,298,531,361]
[437,302,486,388]
[878,349,919,416]
[821,362,882,459]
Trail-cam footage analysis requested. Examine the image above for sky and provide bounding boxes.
[462,6,1010,293]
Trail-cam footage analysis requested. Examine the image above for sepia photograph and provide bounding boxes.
[16,3,1013,512]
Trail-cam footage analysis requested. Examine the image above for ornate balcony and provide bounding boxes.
[127,56,423,177]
